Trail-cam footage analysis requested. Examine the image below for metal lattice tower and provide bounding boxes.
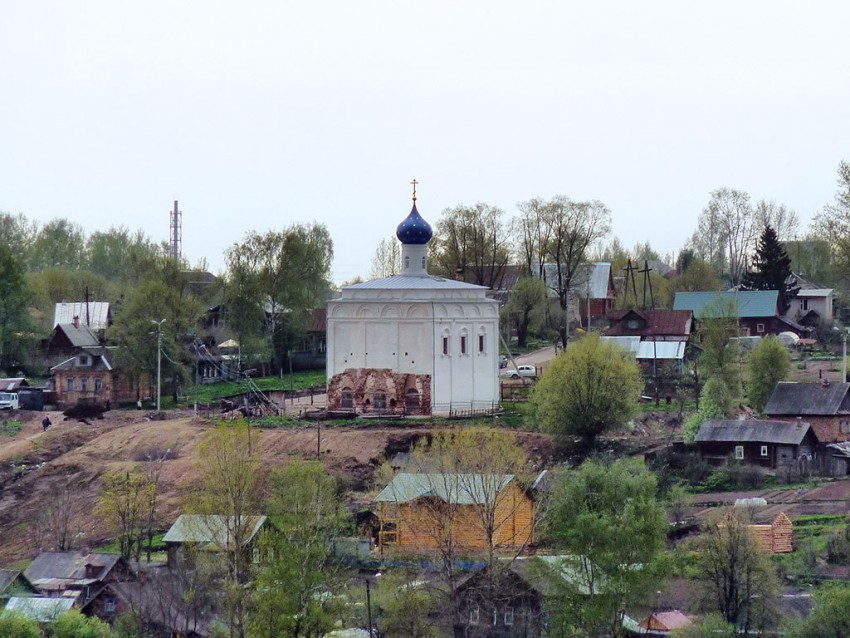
[169,200,182,260]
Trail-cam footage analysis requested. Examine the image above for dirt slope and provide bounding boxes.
[0,411,553,564]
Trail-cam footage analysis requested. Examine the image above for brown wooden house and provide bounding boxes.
[764,381,850,444]
[694,419,818,470]
[374,473,535,551]
[605,309,693,342]
[161,514,269,569]
[23,552,134,608]
[721,511,794,554]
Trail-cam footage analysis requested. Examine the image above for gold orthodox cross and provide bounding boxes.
[411,178,418,202]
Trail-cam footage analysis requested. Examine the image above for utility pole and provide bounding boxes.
[152,319,166,411]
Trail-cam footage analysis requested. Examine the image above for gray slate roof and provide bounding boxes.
[0,569,28,593]
[764,382,850,416]
[374,473,515,504]
[162,515,267,548]
[55,323,101,348]
[24,552,121,583]
[695,420,814,445]
[673,290,779,318]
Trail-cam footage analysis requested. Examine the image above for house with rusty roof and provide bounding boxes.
[23,552,133,608]
[694,419,818,470]
[605,309,693,342]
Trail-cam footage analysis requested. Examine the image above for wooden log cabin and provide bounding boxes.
[374,473,535,552]
[720,511,794,554]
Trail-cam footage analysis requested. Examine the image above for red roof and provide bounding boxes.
[309,307,327,333]
[640,610,693,631]
[605,309,693,338]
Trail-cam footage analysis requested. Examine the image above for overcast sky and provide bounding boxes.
[2,1,849,283]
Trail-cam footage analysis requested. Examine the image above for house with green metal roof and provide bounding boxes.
[374,473,535,552]
[673,290,809,336]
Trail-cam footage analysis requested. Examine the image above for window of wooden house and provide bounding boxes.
[341,388,354,409]
[95,378,103,394]
[469,607,480,625]
[504,607,515,626]
[105,598,116,614]
[800,299,809,311]
[756,323,765,333]
[735,445,744,460]
[761,445,768,457]
[81,377,88,392]
[79,353,90,366]
[841,421,850,434]
[67,377,75,392]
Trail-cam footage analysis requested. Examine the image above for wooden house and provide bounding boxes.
[764,381,850,444]
[374,473,535,552]
[162,514,269,569]
[635,610,693,636]
[694,419,818,470]
[748,512,794,554]
[673,290,809,337]
[604,309,693,342]
[23,552,133,607]
[0,568,37,603]
[53,302,112,332]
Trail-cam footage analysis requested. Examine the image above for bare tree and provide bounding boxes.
[369,235,402,279]
[811,160,850,276]
[45,481,84,551]
[753,200,799,241]
[430,203,511,286]
[514,197,554,279]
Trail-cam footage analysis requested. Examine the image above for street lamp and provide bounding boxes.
[151,319,166,411]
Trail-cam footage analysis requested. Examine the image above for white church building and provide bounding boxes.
[326,195,500,415]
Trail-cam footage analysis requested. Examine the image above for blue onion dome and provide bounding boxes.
[395,203,433,245]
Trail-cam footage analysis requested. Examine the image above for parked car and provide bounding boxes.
[0,393,19,410]
[506,365,537,379]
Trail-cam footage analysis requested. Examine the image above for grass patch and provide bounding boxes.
[179,371,326,405]
[0,420,22,436]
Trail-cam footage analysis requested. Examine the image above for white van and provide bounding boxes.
[0,393,19,410]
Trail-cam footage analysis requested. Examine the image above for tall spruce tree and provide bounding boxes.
[743,225,799,313]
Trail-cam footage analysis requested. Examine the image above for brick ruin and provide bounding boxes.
[327,368,432,415]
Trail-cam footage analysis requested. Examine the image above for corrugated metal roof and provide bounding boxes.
[49,350,113,372]
[54,302,111,330]
[796,289,833,297]
[673,291,779,318]
[0,378,28,392]
[374,473,514,504]
[0,569,26,593]
[764,382,850,416]
[635,341,686,360]
[605,309,693,338]
[162,515,267,547]
[695,420,813,445]
[3,596,74,621]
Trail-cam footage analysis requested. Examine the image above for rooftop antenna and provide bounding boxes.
[169,200,182,261]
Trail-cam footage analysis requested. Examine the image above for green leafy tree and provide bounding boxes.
[683,377,727,443]
[373,570,439,638]
[86,226,162,284]
[430,203,511,285]
[195,422,260,638]
[0,612,40,638]
[95,468,155,561]
[503,276,548,347]
[544,459,667,637]
[369,235,402,279]
[250,460,348,638]
[697,298,742,408]
[786,584,850,638]
[742,225,799,313]
[0,212,37,256]
[746,336,790,413]
[52,610,111,638]
[532,333,642,447]
[29,217,87,271]
[699,510,779,633]
[225,224,333,372]
[0,244,30,372]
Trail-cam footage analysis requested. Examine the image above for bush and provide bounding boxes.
[827,525,850,564]
[702,462,765,492]
[0,612,40,638]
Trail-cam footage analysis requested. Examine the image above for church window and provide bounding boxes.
[421,256,426,269]
[341,388,354,409]
[479,334,485,353]
[460,335,467,354]
[405,256,410,270]
[442,336,449,356]
[374,392,387,411]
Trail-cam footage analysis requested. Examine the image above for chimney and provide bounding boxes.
[72,315,80,329]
